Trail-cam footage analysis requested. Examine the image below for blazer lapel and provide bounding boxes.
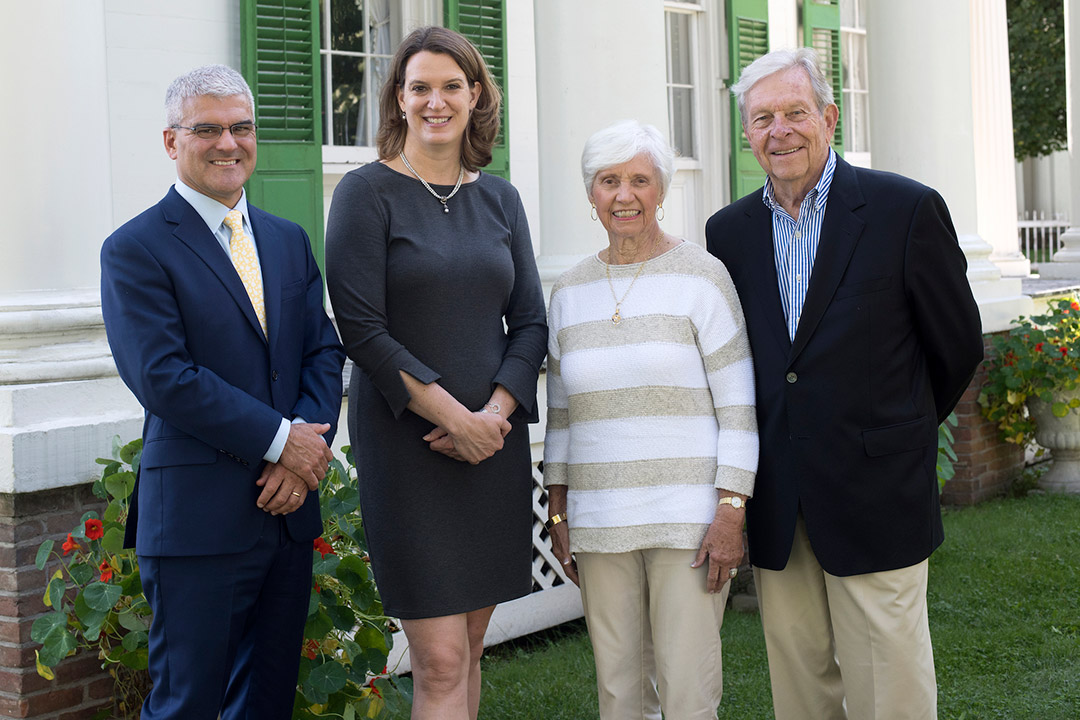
[742,199,793,358]
[789,156,867,363]
[250,206,282,349]
[162,189,268,344]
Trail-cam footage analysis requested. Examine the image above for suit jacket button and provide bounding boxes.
[272,370,279,381]
[786,372,798,384]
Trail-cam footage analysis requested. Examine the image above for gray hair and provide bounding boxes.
[730,48,834,125]
[581,120,676,198]
[165,64,255,127]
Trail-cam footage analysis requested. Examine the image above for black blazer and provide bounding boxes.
[706,155,983,576]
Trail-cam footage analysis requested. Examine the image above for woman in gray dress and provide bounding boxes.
[324,26,547,720]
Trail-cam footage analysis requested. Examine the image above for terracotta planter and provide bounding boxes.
[1027,390,1080,494]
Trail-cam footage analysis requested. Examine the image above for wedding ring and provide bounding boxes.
[292,491,302,497]
[728,568,738,578]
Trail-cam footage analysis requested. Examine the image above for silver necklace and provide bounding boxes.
[399,152,464,214]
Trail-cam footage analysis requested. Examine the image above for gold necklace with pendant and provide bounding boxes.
[605,234,662,325]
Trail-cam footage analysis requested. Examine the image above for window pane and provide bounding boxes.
[331,0,366,52]
[670,87,695,158]
[331,53,365,146]
[666,12,693,85]
[842,91,870,153]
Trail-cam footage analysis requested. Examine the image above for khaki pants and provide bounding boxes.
[754,516,937,720]
[577,548,730,720]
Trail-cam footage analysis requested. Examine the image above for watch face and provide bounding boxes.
[730,497,744,509]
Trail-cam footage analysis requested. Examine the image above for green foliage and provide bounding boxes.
[979,297,1080,447]
[1007,0,1067,160]
[34,439,410,719]
[937,412,959,492]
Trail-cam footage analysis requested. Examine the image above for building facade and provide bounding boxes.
[0,0,1061,716]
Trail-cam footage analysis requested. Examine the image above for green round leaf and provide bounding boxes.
[69,562,95,586]
[35,540,54,571]
[304,609,334,640]
[104,471,136,501]
[307,659,349,695]
[1051,401,1069,417]
[313,554,341,576]
[101,526,126,554]
[47,577,65,611]
[119,648,149,670]
[326,604,356,632]
[117,608,149,632]
[121,630,148,652]
[83,581,123,612]
[30,611,68,644]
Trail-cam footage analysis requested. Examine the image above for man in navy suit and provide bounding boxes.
[101,65,345,720]
[707,49,982,720]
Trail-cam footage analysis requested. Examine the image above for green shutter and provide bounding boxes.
[241,0,325,269]
[802,0,844,155]
[727,0,769,201]
[445,0,509,180]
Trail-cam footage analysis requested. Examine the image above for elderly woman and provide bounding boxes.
[325,27,546,719]
[544,120,758,719]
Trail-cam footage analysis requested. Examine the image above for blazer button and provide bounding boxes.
[786,372,798,384]
[272,370,279,381]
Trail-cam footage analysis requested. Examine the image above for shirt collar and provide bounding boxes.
[173,178,250,234]
[761,147,837,215]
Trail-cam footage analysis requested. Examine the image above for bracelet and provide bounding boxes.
[481,403,501,414]
[544,513,566,530]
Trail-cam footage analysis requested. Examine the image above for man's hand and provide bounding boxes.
[279,423,333,488]
[256,462,309,515]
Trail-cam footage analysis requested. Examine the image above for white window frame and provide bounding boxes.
[665,1,705,173]
[840,0,870,167]
[321,0,440,174]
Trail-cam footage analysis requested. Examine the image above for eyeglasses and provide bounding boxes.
[170,123,258,140]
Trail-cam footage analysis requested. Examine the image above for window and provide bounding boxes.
[320,1,403,149]
[840,0,870,159]
[665,3,701,160]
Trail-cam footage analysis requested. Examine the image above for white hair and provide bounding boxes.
[581,120,676,197]
[165,64,255,127]
[730,48,834,125]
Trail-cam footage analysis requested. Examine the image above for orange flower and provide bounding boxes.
[313,538,336,558]
[61,533,79,556]
[84,519,104,541]
[1072,301,1080,311]
[98,560,113,583]
[303,639,319,660]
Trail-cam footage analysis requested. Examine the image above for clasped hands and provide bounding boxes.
[256,422,333,515]
[423,410,510,464]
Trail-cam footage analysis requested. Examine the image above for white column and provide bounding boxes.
[866,0,1031,333]
[1041,0,1080,276]
[971,0,1030,277]
[532,0,669,287]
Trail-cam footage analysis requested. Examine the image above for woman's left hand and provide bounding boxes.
[691,504,746,593]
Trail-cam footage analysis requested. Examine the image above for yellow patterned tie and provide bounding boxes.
[223,210,267,337]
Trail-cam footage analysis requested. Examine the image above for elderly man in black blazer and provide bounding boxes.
[706,48,982,720]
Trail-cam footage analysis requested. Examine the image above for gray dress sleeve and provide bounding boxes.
[491,194,547,421]
[325,171,441,418]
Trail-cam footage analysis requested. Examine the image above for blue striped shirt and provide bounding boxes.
[762,148,837,342]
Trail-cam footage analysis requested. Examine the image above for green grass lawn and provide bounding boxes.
[385,494,1080,719]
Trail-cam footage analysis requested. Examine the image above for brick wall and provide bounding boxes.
[941,333,1026,505]
[0,486,115,720]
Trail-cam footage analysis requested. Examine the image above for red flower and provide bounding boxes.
[303,639,319,660]
[1035,342,1044,352]
[313,581,321,594]
[84,519,104,541]
[1061,346,1069,356]
[1072,301,1079,311]
[61,533,79,556]
[98,560,113,583]
[313,538,336,558]
[367,676,382,698]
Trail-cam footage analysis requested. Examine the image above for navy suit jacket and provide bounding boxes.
[102,187,345,557]
[706,156,983,576]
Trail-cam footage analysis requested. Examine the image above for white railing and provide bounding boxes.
[1018,210,1070,264]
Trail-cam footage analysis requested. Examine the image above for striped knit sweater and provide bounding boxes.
[544,241,758,554]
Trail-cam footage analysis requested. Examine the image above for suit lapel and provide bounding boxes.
[742,199,794,359]
[250,206,282,349]
[789,156,867,362]
[162,189,268,344]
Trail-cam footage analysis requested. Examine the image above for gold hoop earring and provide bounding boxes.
[656,205,665,222]
[590,204,598,221]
